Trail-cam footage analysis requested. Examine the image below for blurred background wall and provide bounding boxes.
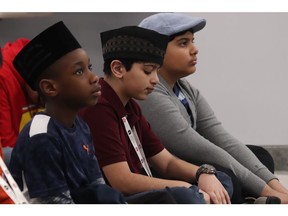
[1,12,287,146]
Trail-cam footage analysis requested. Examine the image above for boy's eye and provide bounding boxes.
[88,64,93,71]
[143,64,158,75]
[75,68,84,75]
[179,41,188,46]
[144,70,152,75]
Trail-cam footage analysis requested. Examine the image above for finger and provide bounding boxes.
[210,193,220,204]
[215,191,227,204]
[220,192,227,204]
[218,190,230,204]
[224,190,231,204]
[217,190,228,204]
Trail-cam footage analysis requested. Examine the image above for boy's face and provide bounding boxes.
[162,31,198,78]
[122,62,160,101]
[47,48,101,108]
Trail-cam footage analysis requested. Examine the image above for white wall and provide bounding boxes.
[185,12,288,145]
[0,12,154,75]
[1,12,287,145]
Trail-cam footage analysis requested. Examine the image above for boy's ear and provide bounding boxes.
[39,79,58,97]
[110,60,124,78]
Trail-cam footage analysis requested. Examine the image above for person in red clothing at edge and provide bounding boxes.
[0,39,43,165]
[0,45,14,204]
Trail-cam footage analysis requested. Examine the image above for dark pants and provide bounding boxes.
[126,170,233,204]
[247,145,274,173]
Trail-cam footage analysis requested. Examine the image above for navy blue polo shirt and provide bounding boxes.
[9,113,104,198]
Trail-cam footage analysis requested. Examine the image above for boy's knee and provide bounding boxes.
[165,186,206,204]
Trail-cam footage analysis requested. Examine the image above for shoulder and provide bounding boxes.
[18,113,62,146]
[29,114,51,138]
[15,114,57,149]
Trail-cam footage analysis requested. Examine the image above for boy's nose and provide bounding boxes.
[151,72,159,84]
[190,44,199,55]
[90,72,99,84]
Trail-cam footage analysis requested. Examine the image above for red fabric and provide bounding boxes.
[80,78,164,176]
[0,186,14,204]
[0,38,30,147]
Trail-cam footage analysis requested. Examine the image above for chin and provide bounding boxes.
[186,69,196,76]
[87,98,98,107]
[135,95,147,101]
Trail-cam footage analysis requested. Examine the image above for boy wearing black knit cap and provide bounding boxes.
[9,21,129,204]
[80,26,233,204]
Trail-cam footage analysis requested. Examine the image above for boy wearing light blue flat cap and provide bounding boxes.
[138,12,287,204]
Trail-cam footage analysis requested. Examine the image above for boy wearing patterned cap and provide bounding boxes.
[80,26,233,204]
[8,21,129,204]
[137,12,288,204]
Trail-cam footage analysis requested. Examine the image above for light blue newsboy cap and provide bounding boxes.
[139,12,206,36]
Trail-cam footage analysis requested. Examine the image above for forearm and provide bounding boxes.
[163,156,198,183]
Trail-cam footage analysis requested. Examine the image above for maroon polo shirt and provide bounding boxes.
[80,78,164,178]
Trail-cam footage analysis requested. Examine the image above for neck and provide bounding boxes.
[104,76,129,106]
[44,102,78,128]
[158,69,178,88]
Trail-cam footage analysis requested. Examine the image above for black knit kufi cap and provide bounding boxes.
[13,21,81,90]
[100,26,169,65]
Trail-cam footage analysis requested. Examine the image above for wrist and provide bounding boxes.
[195,164,216,182]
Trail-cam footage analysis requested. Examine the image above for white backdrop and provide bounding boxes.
[1,12,287,145]
[186,13,288,145]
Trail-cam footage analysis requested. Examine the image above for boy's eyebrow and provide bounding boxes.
[71,58,90,66]
[71,61,83,66]
[176,36,193,41]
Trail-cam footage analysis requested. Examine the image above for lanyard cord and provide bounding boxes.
[122,117,152,177]
[0,156,28,204]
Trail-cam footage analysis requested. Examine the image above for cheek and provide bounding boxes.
[128,78,142,90]
[125,76,145,93]
[61,80,86,96]
[165,51,188,67]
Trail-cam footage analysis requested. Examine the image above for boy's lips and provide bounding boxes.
[92,90,101,97]
[190,58,197,65]
[92,85,102,96]
[146,87,154,94]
